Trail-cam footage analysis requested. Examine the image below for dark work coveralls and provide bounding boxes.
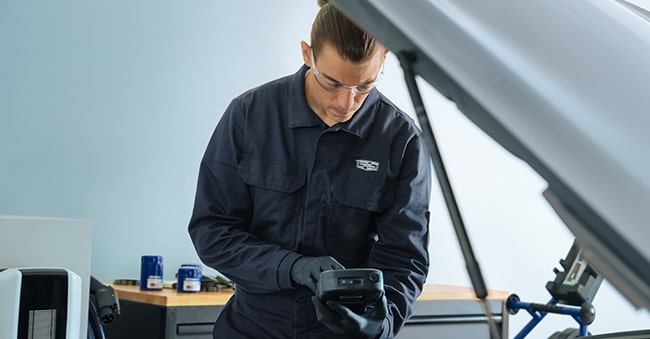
[189,65,432,338]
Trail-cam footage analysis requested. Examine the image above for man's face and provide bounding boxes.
[302,42,385,126]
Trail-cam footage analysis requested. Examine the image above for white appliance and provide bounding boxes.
[0,216,91,338]
[0,268,81,339]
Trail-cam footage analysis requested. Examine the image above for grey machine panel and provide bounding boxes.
[330,0,650,311]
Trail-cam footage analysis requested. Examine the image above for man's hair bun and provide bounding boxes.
[318,0,329,8]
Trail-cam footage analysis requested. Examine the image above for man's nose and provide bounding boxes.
[338,87,357,109]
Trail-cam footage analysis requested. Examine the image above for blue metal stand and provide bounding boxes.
[507,294,595,338]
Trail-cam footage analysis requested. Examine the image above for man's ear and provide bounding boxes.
[301,41,313,68]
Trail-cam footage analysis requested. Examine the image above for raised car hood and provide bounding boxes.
[331,0,650,310]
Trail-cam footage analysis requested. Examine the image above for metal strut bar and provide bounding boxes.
[396,51,501,339]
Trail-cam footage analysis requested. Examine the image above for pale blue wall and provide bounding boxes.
[0,0,314,282]
[1,1,647,337]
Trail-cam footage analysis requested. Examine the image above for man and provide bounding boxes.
[188,1,431,338]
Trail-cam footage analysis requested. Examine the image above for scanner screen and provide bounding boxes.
[338,277,363,286]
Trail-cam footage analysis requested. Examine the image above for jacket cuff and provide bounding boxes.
[276,251,303,289]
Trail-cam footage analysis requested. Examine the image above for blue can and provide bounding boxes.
[177,264,202,293]
[180,263,202,278]
[140,255,163,290]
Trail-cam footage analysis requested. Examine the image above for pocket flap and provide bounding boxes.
[331,177,395,212]
[238,154,305,193]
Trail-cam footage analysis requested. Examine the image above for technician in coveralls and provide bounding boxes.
[188,1,432,338]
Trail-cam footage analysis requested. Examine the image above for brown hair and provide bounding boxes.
[311,0,381,63]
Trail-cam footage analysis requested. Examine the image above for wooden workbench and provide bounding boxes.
[111,283,507,306]
[107,283,509,338]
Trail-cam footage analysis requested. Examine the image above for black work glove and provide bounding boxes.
[290,256,345,293]
[311,292,388,339]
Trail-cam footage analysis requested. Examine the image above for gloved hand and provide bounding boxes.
[311,292,388,339]
[290,256,344,293]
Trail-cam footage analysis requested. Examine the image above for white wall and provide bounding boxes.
[0,1,647,338]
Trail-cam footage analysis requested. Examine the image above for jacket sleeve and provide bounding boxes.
[370,133,432,339]
[188,99,301,293]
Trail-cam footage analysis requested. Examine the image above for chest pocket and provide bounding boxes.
[238,153,305,249]
[326,175,395,265]
[331,177,395,212]
[238,154,305,193]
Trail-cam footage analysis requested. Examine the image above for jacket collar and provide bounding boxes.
[288,64,379,140]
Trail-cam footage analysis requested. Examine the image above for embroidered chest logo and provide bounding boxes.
[355,159,380,172]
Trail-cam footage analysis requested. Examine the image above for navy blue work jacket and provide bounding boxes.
[189,65,432,338]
